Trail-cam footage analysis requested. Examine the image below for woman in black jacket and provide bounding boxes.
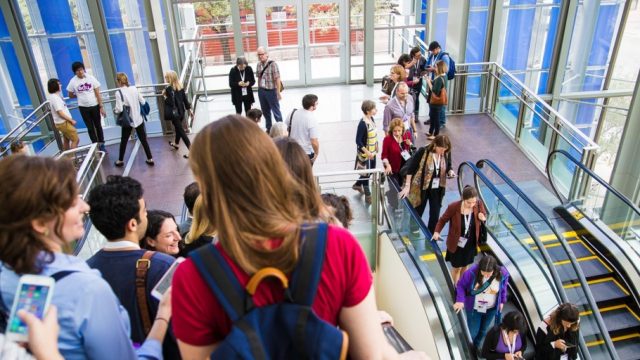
[229,57,255,116]
[164,70,192,158]
[482,311,527,360]
[535,303,580,360]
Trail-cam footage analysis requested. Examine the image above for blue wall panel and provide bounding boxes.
[101,0,134,80]
[0,10,31,108]
[502,4,535,72]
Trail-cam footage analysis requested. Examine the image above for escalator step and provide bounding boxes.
[564,278,628,305]
[538,240,592,262]
[613,334,640,360]
[601,307,640,334]
[555,256,612,282]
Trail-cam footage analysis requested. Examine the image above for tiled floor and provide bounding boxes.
[100,84,550,218]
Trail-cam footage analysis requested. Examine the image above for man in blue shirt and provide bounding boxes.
[426,41,450,127]
[86,175,178,358]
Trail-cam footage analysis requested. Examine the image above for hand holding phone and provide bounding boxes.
[6,275,55,342]
[151,257,185,300]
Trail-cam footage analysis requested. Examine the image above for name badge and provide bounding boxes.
[458,236,468,248]
[260,78,266,88]
[401,150,411,161]
[413,77,419,82]
[560,355,568,360]
[242,87,248,96]
[474,299,489,313]
[431,177,440,189]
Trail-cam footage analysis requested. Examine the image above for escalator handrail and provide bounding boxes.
[456,161,596,360]
[476,159,619,360]
[388,178,478,359]
[546,149,640,217]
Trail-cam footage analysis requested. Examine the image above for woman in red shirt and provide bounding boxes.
[382,117,413,186]
[171,115,408,359]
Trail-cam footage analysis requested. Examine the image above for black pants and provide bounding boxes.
[412,87,421,116]
[170,117,191,149]
[415,187,445,233]
[79,105,104,143]
[119,122,153,161]
[355,158,376,196]
[234,98,252,116]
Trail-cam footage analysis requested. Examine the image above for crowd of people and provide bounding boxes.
[0,42,583,360]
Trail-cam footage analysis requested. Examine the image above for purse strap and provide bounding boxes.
[135,251,154,335]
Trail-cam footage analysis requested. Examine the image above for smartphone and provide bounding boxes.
[6,275,55,342]
[151,257,185,300]
[564,342,576,349]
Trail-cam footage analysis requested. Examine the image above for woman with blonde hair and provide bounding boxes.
[171,115,417,359]
[180,195,216,256]
[425,60,448,139]
[380,64,407,103]
[114,72,154,167]
[163,70,192,158]
[381,117,412,186]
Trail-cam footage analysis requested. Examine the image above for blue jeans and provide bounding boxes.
[428,105,443,135]
[466,306,498,349]
[257,88,282,131]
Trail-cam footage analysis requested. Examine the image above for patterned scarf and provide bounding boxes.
[407,150,447,207]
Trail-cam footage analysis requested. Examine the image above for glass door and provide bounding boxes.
[255,0,305,86]
[303,0,346,84]
[255,0,346,86]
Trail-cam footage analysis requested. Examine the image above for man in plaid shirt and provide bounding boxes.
[256,47,283,132]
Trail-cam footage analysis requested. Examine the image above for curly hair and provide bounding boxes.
[0,156,77,274]
[88,175,143,241]
[387,118,404,136]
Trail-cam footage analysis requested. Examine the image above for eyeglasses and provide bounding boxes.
[257,53,266,56]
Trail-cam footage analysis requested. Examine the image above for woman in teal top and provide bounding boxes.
[426,60,448,140]
[0,156,170,360]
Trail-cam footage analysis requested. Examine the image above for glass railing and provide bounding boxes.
[386,178,477,359]
[547,149,640,267]
[476,159,617,359]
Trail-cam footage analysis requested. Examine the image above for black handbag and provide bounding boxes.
[164,88,180,120]
[116,90,134,127]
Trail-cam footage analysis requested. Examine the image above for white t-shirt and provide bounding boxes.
[66,74,101,107]
[286,108,319,155]
[48,93,71,125]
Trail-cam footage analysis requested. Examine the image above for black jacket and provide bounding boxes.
[164,86,191,121]
[534,321,578,360]
[229,66,255,105]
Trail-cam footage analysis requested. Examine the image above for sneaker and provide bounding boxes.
[427,135,436,140]
[440,124,446,129]
[183,153,189,159]
[352,184,364,194]
[423,120,430,125]
[145,159,155,166]
[169,141,179,150]
[99,144,107,152]
[114,160,124,167]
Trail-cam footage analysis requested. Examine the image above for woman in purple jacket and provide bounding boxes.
[454,255,509,349]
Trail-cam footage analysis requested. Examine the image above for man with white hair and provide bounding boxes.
[256,47,283,132]
[383,82,417,141]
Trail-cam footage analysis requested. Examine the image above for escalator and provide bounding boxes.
[475,157,640,359]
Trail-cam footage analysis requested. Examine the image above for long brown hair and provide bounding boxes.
[0,156,77,274]
[548,303,580,335]
[273,137,327,221]
[426,134,451,154]
[190,115,306,274]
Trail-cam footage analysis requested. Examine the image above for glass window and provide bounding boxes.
[606,4,639,92]
[350,0,364,81]
[496,0,561,94]
[434,0,448,49]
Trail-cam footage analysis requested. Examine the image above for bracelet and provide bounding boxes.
[155,317,169,324]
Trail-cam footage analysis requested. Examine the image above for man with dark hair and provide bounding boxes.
[47,78,79,150]
[86,175,178,358]
[180,181,200,238]
[246,108,263,124]
[66,61,106,151]
[426,41,450,127]
[286,94,319,164]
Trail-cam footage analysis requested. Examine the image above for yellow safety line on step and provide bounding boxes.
[587,333,640,347]
[580,304,640,322]
[564,277,630,296]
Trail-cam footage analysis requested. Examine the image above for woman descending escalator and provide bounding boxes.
[432,185,487,285]
[534,303,580,360]
[454,255,510,350]
[482,310,528,359]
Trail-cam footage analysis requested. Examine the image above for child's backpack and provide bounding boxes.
[190,223,348,359]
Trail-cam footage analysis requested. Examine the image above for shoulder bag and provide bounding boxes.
[136,251,155,335]
[260,60,285,92]
[287,108,297,136]
[429,76,448,105]
[116,89,134,127]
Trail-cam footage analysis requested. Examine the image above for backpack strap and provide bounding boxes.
[51,270,77,281]
[259,60,273,78]
[191,244,246,322]
[289,223,328,306]
[135,251,154,335]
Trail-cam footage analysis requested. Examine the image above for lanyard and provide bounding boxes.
[394,97,408,115]
[239,69,245,82]
[502,330,517,355]
[103,240,140,250]
[463,212,471,237]
[433,153,441,174]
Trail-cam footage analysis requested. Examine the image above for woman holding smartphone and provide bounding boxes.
[0,155,172,360]
[535,303,580,360]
